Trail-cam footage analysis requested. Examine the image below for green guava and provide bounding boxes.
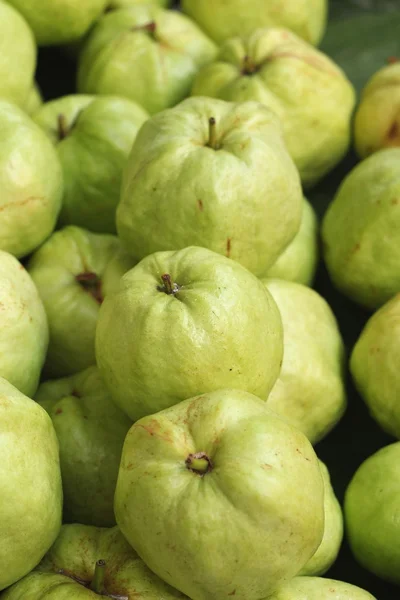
[265,198,319,285]
[322,148,400,309]
[299,461,343,576]
[0,1,36,107]
[191,28,355,188]
[181,0,327,46]
[351,293,400,438]
[77,5,217,115]
[96,245,284,421]
[28,225,123,377]
[354,61,400,159]
[115,389,325,600]
[23,81,43,116]
[345,442,400,585]
[35,366,132,527]
[0,250,48,397]
[34,94,148,233]
[5,0,108,46]
[117,97,302,276]
[0,377,62,591]
[2,524,186,599]
[108,0,170,7]
[266,576,376,599]
[0,100,63,258]
[262,279,346,444]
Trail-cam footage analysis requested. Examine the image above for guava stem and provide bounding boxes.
[159,273,180,295]
[132,21,157,38]
[242,55,257,74]
[186,452,213,476]
[57,114,69,140]
[208,117,219,150]
[91,560,106,594]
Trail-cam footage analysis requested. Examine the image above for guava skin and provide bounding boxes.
[0,378,62,592]
[5,0,108,46]
[265,198,319,285]
[299,461,343,576]
[263,279,346,445]
[266,576,376,599]
[115,390,325,600]
[351,293,400,438]
[345,442,400,585]
[191,28,355,188]
[77,5,217,115]
[0,1,36,107]
[322,148,400,310]
[354,62,400,159]
[0,100,63,258]
[35,367,132,527]
[96,246,284,422]
[2,524,187,599]
[34,95,149,234]
[181,0,327,46]
[28,225,122,378]
[23,81,43,116]
[0,251,48,397]
[108,0,170,7]
[117,97,303,276]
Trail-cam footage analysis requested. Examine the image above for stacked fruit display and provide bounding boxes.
[0,0,399,598]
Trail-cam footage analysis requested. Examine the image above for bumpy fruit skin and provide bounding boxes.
[0,1,36,107]
[117,97,302,276]
[0,378,62,592]
[265,198,319,285]
[263,279,346,444]
[299,461,343,576]
[35,367,132,527]
[322,148,400,310]
[0,251,48,397]
[182,0,327,46]
[96,246,284,421]
[355,62,400,159]
[108,0,171,7]
[267,576,376,599]
[345,442,400,585]
[34,94,148,234]
[351,293,400,438]
[191,28,355,188]
[2,524,186,599]
[5,0,108,46]
[77,5,217,115]
[0,101,63,258]
[28,225,122,378]
[115,390,325,600]
[23,81,43,116]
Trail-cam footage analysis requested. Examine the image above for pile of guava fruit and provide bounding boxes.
[0,1,399,599]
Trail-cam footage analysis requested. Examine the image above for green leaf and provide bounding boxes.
[321,11,400,94]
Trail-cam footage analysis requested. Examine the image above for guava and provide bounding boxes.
[108,0,170,7]
[0,100,63,258]
[0,250,48,397]
[34,94,148,233]
[299,461,343,576]
[117,97,302,276]
[266,576,376,599]
[265,198,319,285]
[96,245,284,421]
[191,28,355,188]
[0,377,62,591]
[28,225,123,377]
[35,366,132,527]
[5,0,108,46]
[354,61,400,159]
[77,5,217,115]
[115,389,325,600]
[181,0,327,46]
[24,81,43,115]
[0,1,36,107]
[2,524,186,599]
[351,293,400,438]
[345,442,400,585]
[322,148,400,309]
[262,279,346,444]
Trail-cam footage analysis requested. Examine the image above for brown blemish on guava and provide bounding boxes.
[0,196,45,212]
[296,448,311,461]
[137,420,173,444]
[226,238,232,258]
[387,56,399,64]
[387,121,400,144]
[71,388,81,398]
[76,272,103,304]
[197,199,204,211]
[262,464,272,470]
[228,590,236,596]
[392,198,399,205]
[55,408,63,415]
